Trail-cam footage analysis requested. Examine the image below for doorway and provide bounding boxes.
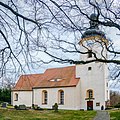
[87,101,93,110]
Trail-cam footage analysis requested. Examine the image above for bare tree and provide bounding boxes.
[110,90,120,106]
[0,0,120,88]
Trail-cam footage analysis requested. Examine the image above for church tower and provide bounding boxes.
[76,14,110,110]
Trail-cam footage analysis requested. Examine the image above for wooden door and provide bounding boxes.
[87,101,93,110]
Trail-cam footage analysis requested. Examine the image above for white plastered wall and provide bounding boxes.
[76,62,109,110]
[12,91,32,107]
[33,83,81,110]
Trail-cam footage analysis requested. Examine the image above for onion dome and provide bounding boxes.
[81,29,106,39]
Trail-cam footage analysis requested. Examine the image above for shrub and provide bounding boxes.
[52,103,58,112]
[33,104,38,110]
[14,105,18,109]
[105,107,113,110]
[114,103,120,108]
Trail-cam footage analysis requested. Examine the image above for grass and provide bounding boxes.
[0,108,96,120]
[109,109,120,120]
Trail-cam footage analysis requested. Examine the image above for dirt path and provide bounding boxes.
[94,111,110,120]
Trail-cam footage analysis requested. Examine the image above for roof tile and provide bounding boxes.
[12,66,80,91]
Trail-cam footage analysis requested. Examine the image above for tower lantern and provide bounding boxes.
[79,14,108,61]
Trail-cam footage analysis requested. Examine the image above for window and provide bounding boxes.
[88,50,92,58]
[106,82,108,87]
[107,90,108,100]
[14,93,18,101]
[88,67,92,71]
[58,90,64,105]
[96,102,100,106]
[87,89,93,98]
[89,90,93,98]
[42,90,47,104]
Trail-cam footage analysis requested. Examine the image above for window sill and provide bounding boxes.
[85,98,95,100]
[58,103,64,105]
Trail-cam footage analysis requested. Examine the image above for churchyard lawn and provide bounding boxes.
[0,108,96,120]
[110,109,120,120]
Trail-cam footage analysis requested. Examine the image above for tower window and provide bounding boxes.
[106,82,108,87]
[88,67,92,71]
[88,50,92,58]
[96,102,100,106]
[87,89,93,98]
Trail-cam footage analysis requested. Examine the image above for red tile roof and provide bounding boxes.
[12,74,43,91]
[12,66,80,91]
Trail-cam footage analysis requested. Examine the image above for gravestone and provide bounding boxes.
[1,102,7,108]
[18,105,26,110]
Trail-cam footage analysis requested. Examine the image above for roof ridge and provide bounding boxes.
[45,65,75,71]
[21,73,43,76]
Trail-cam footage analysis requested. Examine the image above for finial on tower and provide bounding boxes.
[81,13,107,41]
[89,14,99,29]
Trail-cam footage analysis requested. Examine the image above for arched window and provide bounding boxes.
[42,90,47,104]
[87,89,93,98]
[14,93,18,101]
[58,90,64,105]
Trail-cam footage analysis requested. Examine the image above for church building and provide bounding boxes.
[11,14,110,110]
